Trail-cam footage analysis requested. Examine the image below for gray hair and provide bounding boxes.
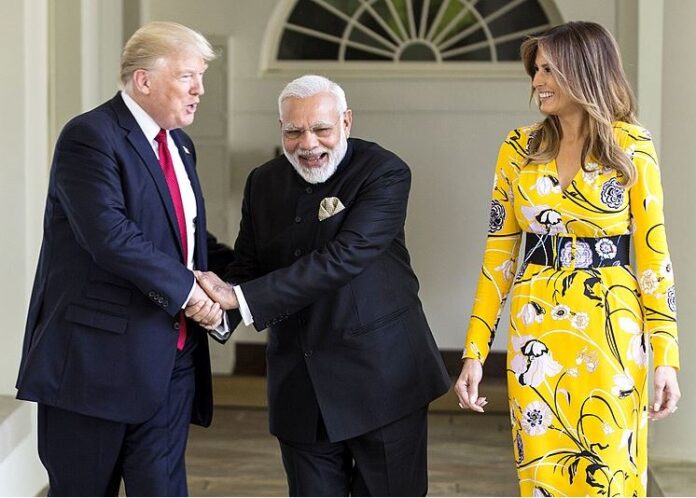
[120,21,216,91]
[278,75,348,117]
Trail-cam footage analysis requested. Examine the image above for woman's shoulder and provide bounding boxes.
[506,123,542,140]
[500,123,541,157]
[612,121,653,145]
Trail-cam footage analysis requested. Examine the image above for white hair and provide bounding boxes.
[277,74,348,117]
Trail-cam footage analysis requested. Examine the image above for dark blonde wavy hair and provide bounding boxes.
[520,21,638,186]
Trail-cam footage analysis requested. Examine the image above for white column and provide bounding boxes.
[0,0,50,494]
[636,0,664,149]
[0,0,49,396]
[81,0,123,111]
[648,0,696,462]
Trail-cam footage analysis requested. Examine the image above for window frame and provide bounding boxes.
[260,0,563,79]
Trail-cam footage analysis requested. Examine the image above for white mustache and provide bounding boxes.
[296,149,328,159]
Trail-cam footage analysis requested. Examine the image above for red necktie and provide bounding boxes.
[155,129,188,350]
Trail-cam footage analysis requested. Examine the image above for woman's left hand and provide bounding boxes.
[649,366,681,421]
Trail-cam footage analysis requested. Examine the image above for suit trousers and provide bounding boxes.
[278,405,429,497]
[37,335,198,497]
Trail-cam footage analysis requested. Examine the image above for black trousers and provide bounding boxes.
[37,337,197,497]
[279,406,429,497]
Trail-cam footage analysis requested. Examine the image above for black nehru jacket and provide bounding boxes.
[223,138,451,443]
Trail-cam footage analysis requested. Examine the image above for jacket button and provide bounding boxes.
[174,321,180,330]
[295,216,302,223]
[294,249,302,257]
[304,350,313,358]
[305,187,313,194]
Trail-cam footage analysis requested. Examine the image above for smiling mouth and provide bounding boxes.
[538,92,554,100]
[299,152,329,168]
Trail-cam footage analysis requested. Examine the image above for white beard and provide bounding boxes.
[284,129,348,184]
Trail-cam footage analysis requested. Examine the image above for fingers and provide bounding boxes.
[466,382,484,413]
[649,398,678,421]
[185,298,222,328]
[195,271,220,293]
[194,272,237,310]
[184,299,205,318]
[649,367,681,421]
[652,378,665,414]
[454,360,485,413]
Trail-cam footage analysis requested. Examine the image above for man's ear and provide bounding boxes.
[132,69,151,96]
[343,109,353,138]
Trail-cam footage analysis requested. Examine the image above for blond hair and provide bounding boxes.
[120,21,216,91]
[520,21,638,186]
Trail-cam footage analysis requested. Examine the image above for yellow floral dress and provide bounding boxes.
[463,122,679,497]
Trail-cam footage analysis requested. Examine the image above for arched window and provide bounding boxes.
[261,0,563,77]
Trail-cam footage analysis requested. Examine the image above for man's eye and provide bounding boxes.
[283,130,302,139]
[313,128,331,136]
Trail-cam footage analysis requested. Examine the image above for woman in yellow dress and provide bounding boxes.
[455,22,681,497]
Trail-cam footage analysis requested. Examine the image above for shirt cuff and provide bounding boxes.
[181,279,197,309]
[233,285,254,326]
[210,311,231,335]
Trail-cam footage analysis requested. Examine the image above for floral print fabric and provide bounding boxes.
[463,122,679,496]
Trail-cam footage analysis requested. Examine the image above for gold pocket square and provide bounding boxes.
[318,197,345,221]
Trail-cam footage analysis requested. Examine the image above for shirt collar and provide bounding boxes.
[120,91,164,143]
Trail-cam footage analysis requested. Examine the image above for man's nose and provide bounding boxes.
[192,75,204,96]
[298,130,318,149]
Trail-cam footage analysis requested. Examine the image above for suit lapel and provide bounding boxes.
[171,129,206,268]
[110,94,185,260]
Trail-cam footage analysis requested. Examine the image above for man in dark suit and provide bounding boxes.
[197,74,451,496]
[15,22,230,496]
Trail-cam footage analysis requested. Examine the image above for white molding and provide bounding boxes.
[23,0,49,295]
[259,0,563,79]
[262,60,528,79]
[637,0,663,152]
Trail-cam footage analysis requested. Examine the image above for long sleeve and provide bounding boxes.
[240,158,411,331]
[627,128,679,369]
[54,118,194,315]
[463,130,525,364]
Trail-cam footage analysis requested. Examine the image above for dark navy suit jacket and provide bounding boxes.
[224,139,451,442]
[16,93,216,426]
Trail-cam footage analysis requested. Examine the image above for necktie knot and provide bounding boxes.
[155,128,167,146]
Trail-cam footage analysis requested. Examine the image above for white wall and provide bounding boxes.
[0,0,51,494]
[139,1,619,375]
[0,0,49,397]
[649,0,696,462]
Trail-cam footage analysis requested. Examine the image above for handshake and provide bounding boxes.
[184,271,239,330]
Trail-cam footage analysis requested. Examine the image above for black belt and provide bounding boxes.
[524,233,630,270]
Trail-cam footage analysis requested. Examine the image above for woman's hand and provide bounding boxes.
[649,366,681,421]
[454,358,487,413]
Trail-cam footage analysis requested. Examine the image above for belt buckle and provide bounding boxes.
[555,233,577,271]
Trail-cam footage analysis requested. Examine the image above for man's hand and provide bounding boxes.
[185,282,223,329]
[649,365,681,421]
[194,271,239,310]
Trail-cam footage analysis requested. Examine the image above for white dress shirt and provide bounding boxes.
[234,284,254,325]
[120,91,197,305]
